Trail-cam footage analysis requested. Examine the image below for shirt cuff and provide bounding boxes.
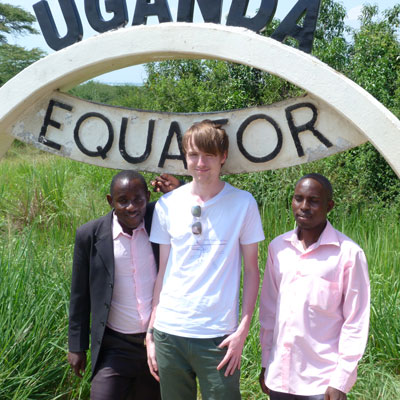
[329,367,357,394]
[261,350,270,368]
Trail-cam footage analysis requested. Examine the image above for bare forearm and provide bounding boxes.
[239,242,260,334]
[146,243,170,381]
[240,266,260,331]
[216,243,260,375]
[216,268,259,374]
[148,243,170,329]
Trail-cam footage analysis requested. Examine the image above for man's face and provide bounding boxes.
[107,177,150,235]
[291,178,334,232]
[185,141,227,184]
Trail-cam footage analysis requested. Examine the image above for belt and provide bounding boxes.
[104,326,146,345]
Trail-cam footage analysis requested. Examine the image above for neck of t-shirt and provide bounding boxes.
[190,180,225,204]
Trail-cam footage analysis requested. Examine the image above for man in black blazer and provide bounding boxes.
[68,170,178,400]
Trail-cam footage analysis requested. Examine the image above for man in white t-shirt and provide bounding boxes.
[146,120,265,400]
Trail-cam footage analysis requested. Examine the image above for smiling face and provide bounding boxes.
[107,177,150,235]
[292,178,334,234]
[185,140,227,184]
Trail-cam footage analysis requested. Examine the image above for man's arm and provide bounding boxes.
[68,351,87,378]
[259,367,270,395]
[146,243,171,382]
[151,173,182,193]
[328,249,370,394]
[324,387,347,400]
[217,242,260,376]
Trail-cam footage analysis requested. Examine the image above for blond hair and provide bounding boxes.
[182,120,229,156]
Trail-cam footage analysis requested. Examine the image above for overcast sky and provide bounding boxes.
[6,0,399,84]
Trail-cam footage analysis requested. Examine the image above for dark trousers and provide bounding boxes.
[270,390,325,400]
[153,328,241,400]
[91,327,160,400]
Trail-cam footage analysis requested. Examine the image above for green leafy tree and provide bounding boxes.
[348,4,400,114]
[0,3,37,42]
[0,3,44,86]
[312,0,350,72]
[0,43,43,85]
[326,3,400,205]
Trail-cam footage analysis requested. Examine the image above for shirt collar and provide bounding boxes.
[112,211,145,239]
[284,220,340,251]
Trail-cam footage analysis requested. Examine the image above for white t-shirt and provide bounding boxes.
[150,182,265,338]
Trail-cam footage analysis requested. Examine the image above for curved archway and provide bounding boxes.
[0,23,399,176]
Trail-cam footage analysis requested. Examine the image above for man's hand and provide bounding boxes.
[324,387,347,400]
[151,174,181,194]
[216,329,247,376]
[146,333,160,382]
[259,367,270,395]
[68,351,86,378]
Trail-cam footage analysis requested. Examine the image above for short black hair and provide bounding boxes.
[296,173,333,200]
[110,170,148,196]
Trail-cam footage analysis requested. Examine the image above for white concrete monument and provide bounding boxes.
[0,23,399,177]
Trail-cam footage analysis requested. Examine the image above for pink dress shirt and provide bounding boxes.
[260,221,370,395]
[107,213,157,334]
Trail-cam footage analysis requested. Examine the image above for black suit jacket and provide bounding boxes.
[68,202,158,376]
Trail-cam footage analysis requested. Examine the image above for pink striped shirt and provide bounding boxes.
[107,213,157,334]
[260,221,370,395]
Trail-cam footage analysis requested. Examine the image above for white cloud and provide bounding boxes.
[346,5,363,22]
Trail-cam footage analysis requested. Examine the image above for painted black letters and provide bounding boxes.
[237,114,283,163]
[271,0,321,53]
[85,0,128,33]
[74,113,114,159]
[177,0,222,24]
[119,118,154,164]
[227,0,277,33]
[33,0,321,53]
[33,0,83,51]
[39,100,73,150]
[132,0,173,25]
[285,102,332,157]
[158,121,187,168]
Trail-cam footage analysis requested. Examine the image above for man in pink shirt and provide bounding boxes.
[68,170,178,400]
[259,173,370,400]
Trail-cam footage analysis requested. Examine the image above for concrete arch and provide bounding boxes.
[0,23,399,176]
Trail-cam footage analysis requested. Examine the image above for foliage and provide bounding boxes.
[139,17,302,112]
[0,2,37,43]
[0,3,44,86]
[348,4,400,115]
[312,0,350,71]
[327,2,400,205]
[1,1,400,398]
[69,1,400,208]
[0,43,44,86]
[1,150,400,399]
[69,80,147,109]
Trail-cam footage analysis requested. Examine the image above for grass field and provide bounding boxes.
[1,145,400,399]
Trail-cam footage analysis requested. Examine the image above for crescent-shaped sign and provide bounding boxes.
[0,23,399,177]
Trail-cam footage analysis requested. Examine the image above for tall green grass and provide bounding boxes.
[1,146,400,399]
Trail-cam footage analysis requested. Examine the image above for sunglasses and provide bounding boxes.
[191,205,202,235]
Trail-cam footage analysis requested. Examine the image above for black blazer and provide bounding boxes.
[68,202,158,376]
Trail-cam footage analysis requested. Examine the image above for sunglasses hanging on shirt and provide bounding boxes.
[191,205,202,235]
